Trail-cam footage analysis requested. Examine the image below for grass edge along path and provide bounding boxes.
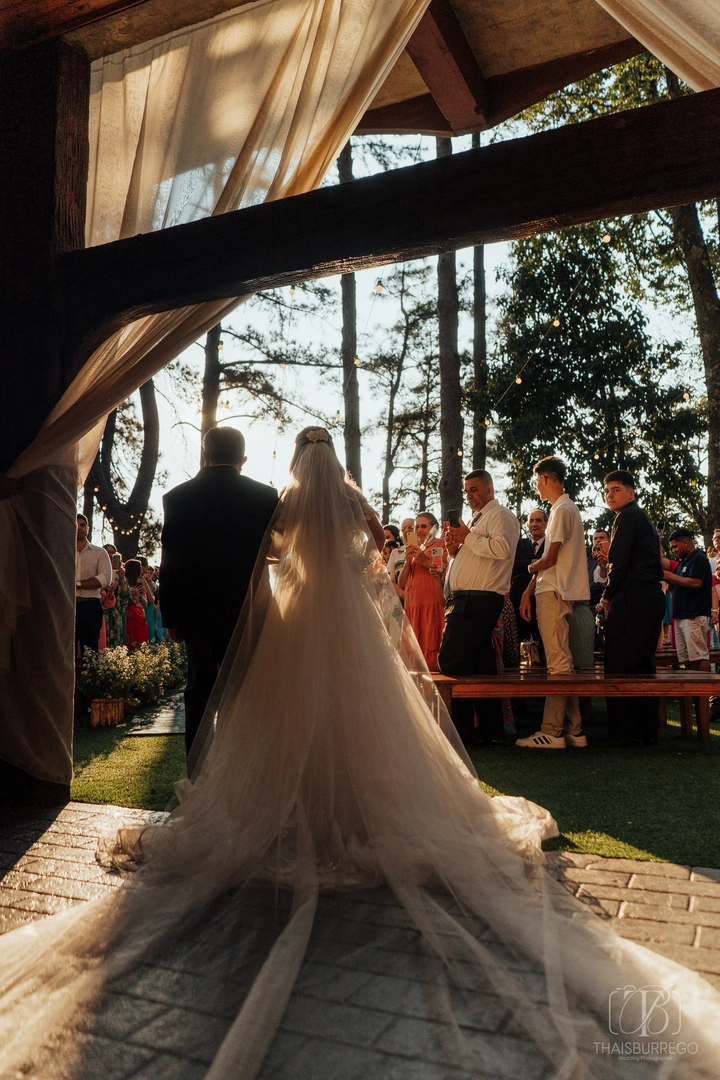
[72,704,720,865]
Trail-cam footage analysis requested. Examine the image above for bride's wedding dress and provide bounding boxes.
[1,428,719,1080]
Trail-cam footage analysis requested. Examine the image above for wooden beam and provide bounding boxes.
[354,92,453,138]
[61,87,720,362]
[485,37,645,130]
[357,37,644,137]
[0,0,261,56]
[405,0,488,130]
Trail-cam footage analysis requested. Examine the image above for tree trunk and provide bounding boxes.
[436,137,464,518]
[82,476,95,539]
[664,68,719,539]
[338,142,362,486]
[668,202,720,538]
[201,322,222,463]
[90,380,160,559]
[471,133,488,471]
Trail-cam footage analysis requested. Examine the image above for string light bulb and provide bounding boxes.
[335,410,341,419]
[683,392,690,401]
[281,362,287,369]
[484,419,491,427]
[457,450,463,457]
[593,454,600,460]
[218,341,223,351]
[552,319,561,328]
[603,234,611,244]
[420,484,425,490]
[93,487,99,493]
[635,428,642,436]
[354,358,361,366]
[289,287,295,296]
[376,282,383,293]
[515,376,522,384]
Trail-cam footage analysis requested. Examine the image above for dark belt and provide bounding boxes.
[449,589,502,598]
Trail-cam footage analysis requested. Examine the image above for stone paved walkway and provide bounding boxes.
[2,802,720,1079]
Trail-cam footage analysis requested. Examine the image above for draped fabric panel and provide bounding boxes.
[594,0,720,90]
[0,0,432,783]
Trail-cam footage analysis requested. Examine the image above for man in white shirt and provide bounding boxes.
[75,514,112,661]
[438,470,520,746]
[517,456,590,749]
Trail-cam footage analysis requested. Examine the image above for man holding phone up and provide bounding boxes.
[438,470,519,746]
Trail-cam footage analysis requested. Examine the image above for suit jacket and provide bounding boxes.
[511,536,545,585]
[160,465,278,636]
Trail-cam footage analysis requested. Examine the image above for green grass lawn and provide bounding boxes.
[72,716,186,810]
[72,697,720,866]
[474,699,720,866]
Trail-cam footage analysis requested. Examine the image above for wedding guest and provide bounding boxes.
[509,509,547,656]
[439,470,519,746]
[75,515,112,661]
[386,517,413,595]
[384,524,401,544]
[663,528,712,671]
[517,457,589,749]
[124,558,150,649]
[599,470,664,746]
[587,529,610,608]
[137,556,157,642]
[398,512,446,670]
[103,554,128,647]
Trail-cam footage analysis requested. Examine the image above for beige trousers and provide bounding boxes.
[535,590,582,737]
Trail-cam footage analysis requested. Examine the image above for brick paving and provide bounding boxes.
[2,802,720,1078]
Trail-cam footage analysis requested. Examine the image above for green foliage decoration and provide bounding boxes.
[78,641,187,706]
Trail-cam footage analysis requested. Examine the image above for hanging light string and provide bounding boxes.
[490,235,611,416]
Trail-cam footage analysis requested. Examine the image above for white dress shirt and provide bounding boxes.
[535,494,590,602]
[76,542,112,600]
[447,499,520,596]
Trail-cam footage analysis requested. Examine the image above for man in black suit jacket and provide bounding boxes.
[509,509,547,650]
[160,427,278,753]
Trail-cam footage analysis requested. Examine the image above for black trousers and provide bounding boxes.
[604,583,665,743]
[183,627,233,755]
[438,590,505,744]
[75,599,103,660]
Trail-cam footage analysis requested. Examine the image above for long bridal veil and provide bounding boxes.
[1,428,720,1079]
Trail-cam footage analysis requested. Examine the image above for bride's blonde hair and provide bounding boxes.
[289,426,345,481]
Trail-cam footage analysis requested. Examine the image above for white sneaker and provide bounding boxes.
[515,731,565,749]
[565,732,588,747]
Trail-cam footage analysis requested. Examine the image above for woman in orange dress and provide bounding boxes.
[398,512,446,670]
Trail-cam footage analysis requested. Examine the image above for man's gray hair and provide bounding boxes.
[203,426,246,465]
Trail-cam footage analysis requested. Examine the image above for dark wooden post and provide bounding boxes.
[0,39,90,805]
[436,137,464,519]
[0,40,89,471]
[471,132,488,471]
[337,142,362,487]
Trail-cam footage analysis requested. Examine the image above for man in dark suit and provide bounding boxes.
[509,508,547,653]
[160,427,278,753]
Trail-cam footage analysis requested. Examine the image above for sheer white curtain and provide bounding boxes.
[594,0,720,89]
[0,0,431,784]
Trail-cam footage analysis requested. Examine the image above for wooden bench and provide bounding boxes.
[429,671,720,742]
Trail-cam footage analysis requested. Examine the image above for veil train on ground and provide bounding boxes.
[1,429,719,1079]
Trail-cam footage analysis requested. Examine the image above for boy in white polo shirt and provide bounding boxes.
[517,456,590,748]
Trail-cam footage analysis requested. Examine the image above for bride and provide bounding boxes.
[1,426,719,1079]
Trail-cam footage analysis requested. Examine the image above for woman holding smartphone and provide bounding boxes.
[398,511,446,669]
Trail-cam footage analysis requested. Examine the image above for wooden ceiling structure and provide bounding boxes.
[1,0,719,475]
[3,0,644,136]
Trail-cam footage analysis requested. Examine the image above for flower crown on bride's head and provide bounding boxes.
[305,429,329,443]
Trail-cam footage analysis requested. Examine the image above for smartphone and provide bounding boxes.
[406,530,419,548]
[657,520,666,534]
[430,546,445,570]
[447,509,461,528]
